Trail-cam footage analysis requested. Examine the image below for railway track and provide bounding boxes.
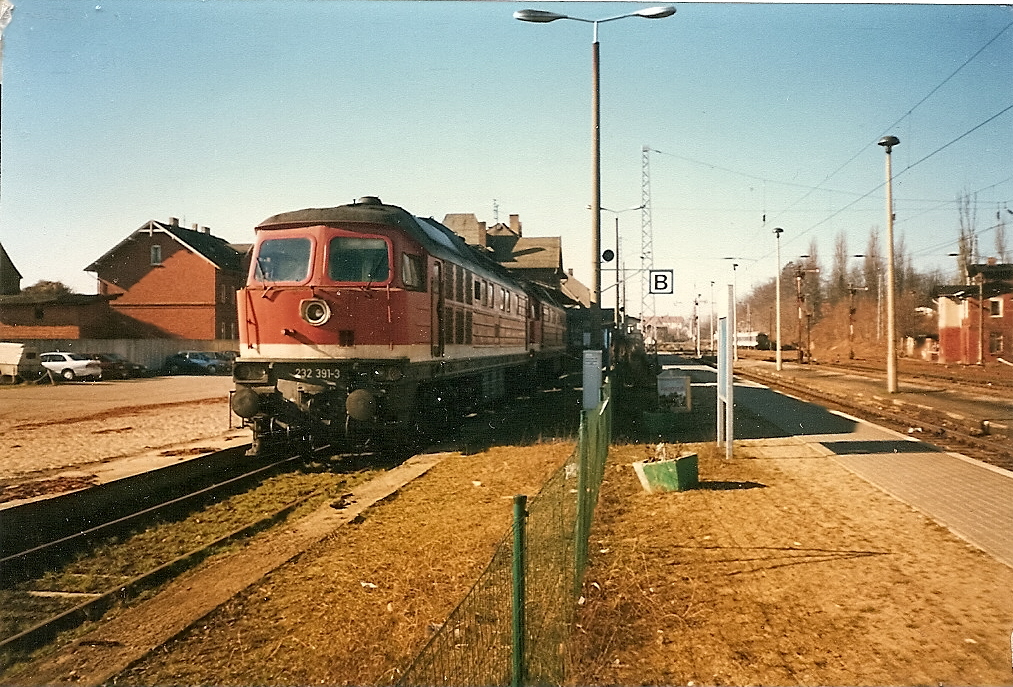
[734,364,1013,473]
[805,358,1013,395]
[0,445,360,670]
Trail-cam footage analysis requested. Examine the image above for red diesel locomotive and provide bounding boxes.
[230,196,568,455]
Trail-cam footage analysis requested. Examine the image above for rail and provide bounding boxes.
[734,365,1013,472]
[0,447,308,667]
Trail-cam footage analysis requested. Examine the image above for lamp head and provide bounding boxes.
[514,9,567,22]
[634,6,677,18]
[773,227,783,237]
[878,135,900,152]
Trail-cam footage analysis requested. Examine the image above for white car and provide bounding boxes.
[40,352,103,381]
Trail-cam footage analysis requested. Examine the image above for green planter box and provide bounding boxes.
[633,453,699,493]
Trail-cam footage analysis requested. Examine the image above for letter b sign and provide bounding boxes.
[649,269,674,295]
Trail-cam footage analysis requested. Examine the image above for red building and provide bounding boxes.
[936,261,1013,365]
[0,240,119,339]
[0,292,118,339]
[86,218,250,340]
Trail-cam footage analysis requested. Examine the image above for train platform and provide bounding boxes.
[658,359,1013,570]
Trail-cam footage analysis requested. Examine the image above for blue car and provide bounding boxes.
[163,351,223,375]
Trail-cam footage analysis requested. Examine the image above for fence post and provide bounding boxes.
[512,494,527,687]
[574,412,589,594]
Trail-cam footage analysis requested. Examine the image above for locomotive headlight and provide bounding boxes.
[300,298,332,326]
[234,362,270,383]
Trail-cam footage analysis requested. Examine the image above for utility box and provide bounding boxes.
[657,369,691,413]
[0,342,43,382]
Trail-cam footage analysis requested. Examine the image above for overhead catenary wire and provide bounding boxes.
[737,102,1013,274]
[765,19,1013,227]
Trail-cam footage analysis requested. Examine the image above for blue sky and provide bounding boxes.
[2,1,1011,319]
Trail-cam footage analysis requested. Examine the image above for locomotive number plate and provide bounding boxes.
[292,367,342,380]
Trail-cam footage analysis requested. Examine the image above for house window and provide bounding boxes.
[989,299,1002,317]
[150,245,162,265]
[989,332,1004,354]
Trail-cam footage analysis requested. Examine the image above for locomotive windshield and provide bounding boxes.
[328,237,390,283]
[254,238,311,283]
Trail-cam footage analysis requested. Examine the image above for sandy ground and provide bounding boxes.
[0,376,243,486]
[570,442,1013,686]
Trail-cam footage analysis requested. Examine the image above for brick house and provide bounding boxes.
[936,260,1013,365]
[86,218,250,340]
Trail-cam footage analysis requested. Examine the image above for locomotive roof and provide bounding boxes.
[257,201,420,235]
[257,199,525,289]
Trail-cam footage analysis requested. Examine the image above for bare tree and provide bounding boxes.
[863,226,884,294]
[21,280,76,296]
[895,232,911,293]
[995,206,1009,263]
[829,231,849,305]
[956,191,978,282]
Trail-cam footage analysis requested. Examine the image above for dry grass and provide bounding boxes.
[116,442,574,686]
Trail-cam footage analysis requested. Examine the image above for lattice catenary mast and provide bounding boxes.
[640,145,656,334]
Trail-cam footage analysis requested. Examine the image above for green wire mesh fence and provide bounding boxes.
[397,379,612,686]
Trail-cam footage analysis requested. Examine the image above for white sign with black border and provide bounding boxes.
[648,269,674,295]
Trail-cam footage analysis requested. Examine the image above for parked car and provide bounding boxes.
[90,353,148,379]
[163,351,224,375]
[40,352,103,381]
[213,350,239,373]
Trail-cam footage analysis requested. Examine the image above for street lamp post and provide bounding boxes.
[732,262,739,361]
[722,257,754,361]
[709,280,715,354]
[515,6,675,351]
[773,227,783,371]
[878,135,900,393]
